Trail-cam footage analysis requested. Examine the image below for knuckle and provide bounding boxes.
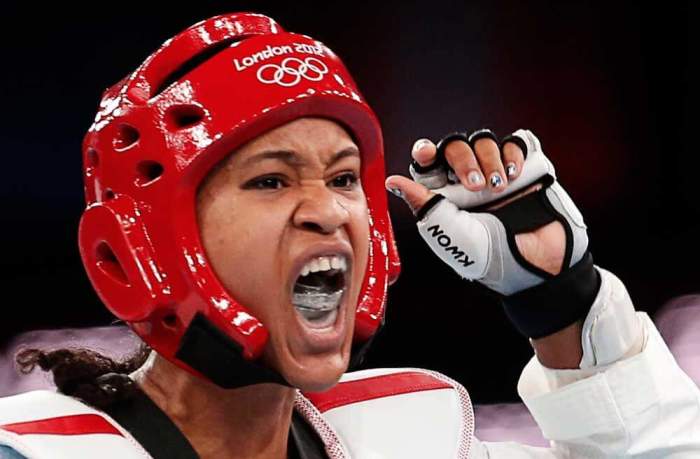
[502,142,523,159]
[444,141,462,158]
[445,141,472,165]
[474,142,499,159]
[473,137,498,150]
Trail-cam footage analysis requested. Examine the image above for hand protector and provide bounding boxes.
[411,129,601,338]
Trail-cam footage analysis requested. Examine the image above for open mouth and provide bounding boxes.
[292,255,347,328]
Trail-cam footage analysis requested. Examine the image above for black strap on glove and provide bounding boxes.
[503,251,600,339]
[485,177,600,339]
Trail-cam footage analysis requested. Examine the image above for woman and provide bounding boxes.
[0,12,698,459]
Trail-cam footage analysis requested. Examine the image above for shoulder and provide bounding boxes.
[0,391,148,459]
[0,390,98,425]
[305,367,470,412]
[299,368,475,458]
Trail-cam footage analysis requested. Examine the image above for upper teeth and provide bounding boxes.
[300,255,347,277]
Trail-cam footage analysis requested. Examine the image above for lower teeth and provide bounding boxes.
[293,289,344,323]
[293,289,343,310]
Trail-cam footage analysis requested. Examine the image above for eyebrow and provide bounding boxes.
[240,146,360,169]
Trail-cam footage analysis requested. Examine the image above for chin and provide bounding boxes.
[282,353,349,393]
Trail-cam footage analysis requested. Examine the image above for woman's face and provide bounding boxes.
[196,117,369,392]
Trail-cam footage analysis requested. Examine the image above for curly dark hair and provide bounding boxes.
[15,342,152,409]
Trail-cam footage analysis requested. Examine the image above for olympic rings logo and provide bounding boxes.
[257,57,329,87]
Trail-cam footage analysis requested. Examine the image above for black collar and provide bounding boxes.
[102,390,199,459]
[102,389,329,459]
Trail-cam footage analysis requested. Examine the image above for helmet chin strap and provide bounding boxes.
[175,313,290,389]
[174,312,376,389]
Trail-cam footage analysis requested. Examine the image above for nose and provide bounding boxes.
[293,182,350,234]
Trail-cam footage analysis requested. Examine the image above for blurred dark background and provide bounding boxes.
[1,1,697,404]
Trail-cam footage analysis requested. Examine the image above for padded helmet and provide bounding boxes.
[79,13,400,387]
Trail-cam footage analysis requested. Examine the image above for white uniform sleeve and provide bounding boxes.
[469,268,700,458]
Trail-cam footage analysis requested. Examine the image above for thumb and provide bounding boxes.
[385,174,436,215]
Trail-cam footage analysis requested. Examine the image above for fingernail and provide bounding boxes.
[388,187,404,199]
[490,173,503,188]
[506,163,517,178]
[413,138,430,153]
[468,171,484,185]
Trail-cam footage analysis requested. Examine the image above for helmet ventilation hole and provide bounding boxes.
[113,124,140,151]
[151,36,248,98]
[136,160,164,187]
[165,105,205,130]
[95,242,129,286]
[162,314,178,329]
[103,189,115,201]
[86,148,99,167]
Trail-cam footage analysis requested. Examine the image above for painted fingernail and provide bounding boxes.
[490,173,503,188]
[388,187,404,198]
[506,162,517,178]
[468,171,484,185]
[413,138,431,153]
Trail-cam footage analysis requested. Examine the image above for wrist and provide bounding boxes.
[502,251,601,339]
[579,267,643,368]
[531,319,584,369]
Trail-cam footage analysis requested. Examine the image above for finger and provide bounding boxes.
[443,140,486,191]
[507,129,538,158]
[411,138,437,167]
[409,138,449,190]
[385,174,437,215]
[471,136,508,192]
[500,135,527,180]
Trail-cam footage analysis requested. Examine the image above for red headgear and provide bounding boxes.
[78,13,401,387]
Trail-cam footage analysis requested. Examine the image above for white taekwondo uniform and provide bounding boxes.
[1,268,699,458]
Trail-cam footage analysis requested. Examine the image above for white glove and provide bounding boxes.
[389,129,600,338]
[412,129,588,295]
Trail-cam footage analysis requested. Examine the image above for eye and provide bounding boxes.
[245,175,287,190]
[331,172,359,189]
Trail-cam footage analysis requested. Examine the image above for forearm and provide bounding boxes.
[517,268,700,456]
[530,320,583,369]
[530,263,642,371]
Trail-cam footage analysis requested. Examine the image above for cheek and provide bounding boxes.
[351,202,371,255]
[200,200,288,309]
[347,202,371,285]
